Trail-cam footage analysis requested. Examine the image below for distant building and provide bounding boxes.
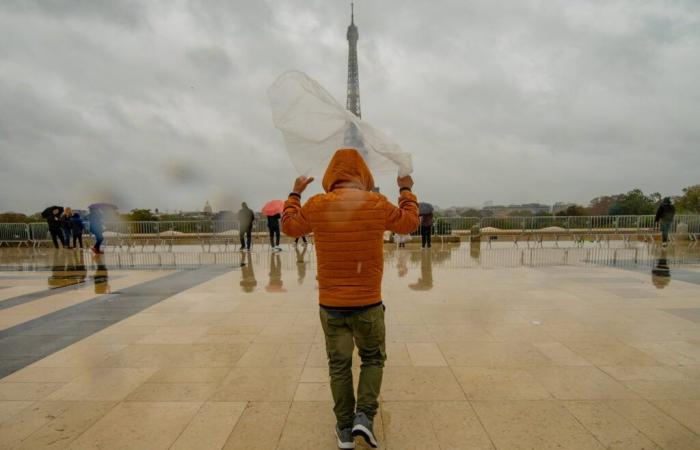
[203,200,213,215]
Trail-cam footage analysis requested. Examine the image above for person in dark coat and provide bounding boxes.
[419,210,434,249]
[44,207,65,249]
[267,213,282,251]
[70,212,85,249]
[60,208,73,248]
[655,197,676,245]
[238,202,254,251]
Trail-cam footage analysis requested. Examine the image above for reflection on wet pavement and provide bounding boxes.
[1,241,700,449]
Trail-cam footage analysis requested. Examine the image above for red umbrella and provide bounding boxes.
[261,200,284,217]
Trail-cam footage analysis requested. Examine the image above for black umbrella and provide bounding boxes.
[419,202,433,215]
[41,206,63,219]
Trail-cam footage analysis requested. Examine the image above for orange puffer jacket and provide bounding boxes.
[282,149,419,308]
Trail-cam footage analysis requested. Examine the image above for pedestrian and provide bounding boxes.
[419,208,433,249]
[89,207,105,254]
[238,202,254,252]
[394,233,410,248]
[267,212,282,251]
[282,148,419,449]
[43,207,64,249]
[61,208,73,248]
[71,211,85,249]
[655,197,676,246]
[294,235,308,246]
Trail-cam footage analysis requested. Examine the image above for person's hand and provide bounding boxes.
[397,175,414,190]
[293,176,315,194]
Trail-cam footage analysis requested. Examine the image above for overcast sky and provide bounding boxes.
[1,0,698,214]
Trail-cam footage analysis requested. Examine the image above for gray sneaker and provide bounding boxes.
[335,426,355,449]
[352,412,378,448]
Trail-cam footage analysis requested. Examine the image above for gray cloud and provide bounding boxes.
[1,0,699,214]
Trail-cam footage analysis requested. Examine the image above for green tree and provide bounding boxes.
[459,208,481,217]
[128,209,158,221]
[589,196,619,215]
[676,184,700,213]
[508,210,533,217]
[608,189,657,215]
[555,205,589,217]
[0,212,29,223]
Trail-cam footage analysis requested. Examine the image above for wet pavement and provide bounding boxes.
[1,241,699,449]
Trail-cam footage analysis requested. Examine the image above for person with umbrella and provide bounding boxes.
[238,202,255,252]
[60,207,74,248]
[262,199,284,252]
[41,206,65,249]
[419,202,434,249]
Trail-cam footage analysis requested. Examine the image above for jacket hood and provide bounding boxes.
[322,148,374,192]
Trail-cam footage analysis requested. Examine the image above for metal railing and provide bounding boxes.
[1,215,698,248]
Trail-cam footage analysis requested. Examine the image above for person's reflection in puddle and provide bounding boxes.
[409,250,433,290]
[239,251,257,293]
[295,244,308,285]
[92,254,110,294]
[397,248,409,278]
[652,249,671,289]
[266,252,285,293]
[48,250,71,289]
[470,240,481,261]
[73,250,87,286]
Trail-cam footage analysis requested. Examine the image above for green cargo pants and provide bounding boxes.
[319,304,386,429]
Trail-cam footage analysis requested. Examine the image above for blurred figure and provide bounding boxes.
[294,235,308,246]
[61,208,73,248]
[89,207,105,254]
[267,213,282,251]
[266,252,285,292]
[394,233,411,248]
[42,206,65,249]
[295,243,308,285]
[92,254,110,294]
[70,211,85,249]
[655,197,676,246]
[409,250,433,290]
[652,249,671,289]
[239,251,257,293]
[238,202,254,252]
[282,149,418,449]
[419,208,433,249]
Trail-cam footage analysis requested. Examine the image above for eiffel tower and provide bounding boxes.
[346,2,360,118]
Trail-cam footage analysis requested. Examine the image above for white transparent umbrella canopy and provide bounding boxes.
[268,70,413,178]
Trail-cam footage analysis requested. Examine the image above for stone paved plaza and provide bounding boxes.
[1,242,699,449]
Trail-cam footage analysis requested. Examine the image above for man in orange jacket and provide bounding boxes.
[283,149,419,449]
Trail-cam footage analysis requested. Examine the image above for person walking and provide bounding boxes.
[283,149,419,449]
[655,197,676,246]
[61,208,74,248]
[267,213,282,251]
[238,202,254,252]
[43,207,64,249]
[294,235,308,246]
[419,208,433,249]
[88,207,105,254]
[70,211,85,249]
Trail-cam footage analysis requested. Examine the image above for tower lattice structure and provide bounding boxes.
[346,3,361,118]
